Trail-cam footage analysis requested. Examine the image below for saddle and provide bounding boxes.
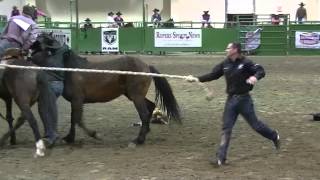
[2,48,25,60]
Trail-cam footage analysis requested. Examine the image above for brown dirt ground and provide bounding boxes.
[0,55,319,180]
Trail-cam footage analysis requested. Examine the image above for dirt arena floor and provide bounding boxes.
[0,54,319,180]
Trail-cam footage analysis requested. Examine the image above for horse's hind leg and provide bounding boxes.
[132,98,152,144]
[4,97,16,145]
[145,98,156,118]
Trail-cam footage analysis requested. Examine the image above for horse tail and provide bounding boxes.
[37,72,58,134]
[149,66,181,121]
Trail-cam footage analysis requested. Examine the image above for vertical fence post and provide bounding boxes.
[74,0,79,53]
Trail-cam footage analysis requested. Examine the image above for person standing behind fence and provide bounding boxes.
[186,42,280,167]
[151,8,161,27]
[11,6,20,17]
[0,5,37,56]
[106,11,117,27]
[201,11,211,28]
[295,2,307,24]
[114,11,124,27]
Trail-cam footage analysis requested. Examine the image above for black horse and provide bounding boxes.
[32,33,181,145]
[0,48,58,157]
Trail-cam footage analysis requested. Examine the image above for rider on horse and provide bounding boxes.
[0,5,37,57]
[0,5,65,145]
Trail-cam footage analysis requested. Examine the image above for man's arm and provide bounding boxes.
[197,62,224,82]
[247,60,265,80]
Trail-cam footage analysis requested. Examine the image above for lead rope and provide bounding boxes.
[0,64,213,101]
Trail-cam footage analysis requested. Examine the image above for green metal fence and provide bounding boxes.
[1,19,320,55]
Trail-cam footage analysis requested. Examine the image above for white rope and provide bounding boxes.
[0,63,213,101]
[0,64,189,79]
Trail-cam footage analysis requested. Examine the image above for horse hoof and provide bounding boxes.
[10,139,16,146]
[63,136,75,144]
[93,132,102,140]
[43,138,56,149]
[132,138,145,145]
[34,140,46,158]
[10,134,17,145]
[0,141,6,148]
[128,142,136,148]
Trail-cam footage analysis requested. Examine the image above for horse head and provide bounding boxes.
[31,32,62,55]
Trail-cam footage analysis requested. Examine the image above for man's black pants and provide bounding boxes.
[216,94,277,162]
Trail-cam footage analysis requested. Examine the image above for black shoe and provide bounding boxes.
[273,131,280,150]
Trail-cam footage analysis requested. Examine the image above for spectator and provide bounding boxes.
[296,2,307,24]
[106,11,117,27]
[201,10,211,28]
[163,18,174,28]
[82,18,93,39]
[271,8,282,25]
[11,6,20,17]
[151,8,161,27]
[83,18,93,29]
[114,11,124,27]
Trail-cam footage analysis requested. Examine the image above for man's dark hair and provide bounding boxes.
[231,42,242,54]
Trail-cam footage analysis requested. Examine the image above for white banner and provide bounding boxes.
[295,31,320,49]
[38,29,72,48]
[227,0,254,14]
[154,29,202,47]
[244,28,262,51]
[101,28,119,52]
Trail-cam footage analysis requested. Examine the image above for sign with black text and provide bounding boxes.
[154,29,202,47]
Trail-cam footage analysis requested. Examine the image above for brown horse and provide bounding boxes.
[32,33,181,145]
[0,48,58,157]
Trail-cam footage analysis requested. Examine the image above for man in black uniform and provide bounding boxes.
[188,42,280,166]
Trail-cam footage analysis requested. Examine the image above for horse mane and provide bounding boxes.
[63,49,89,68]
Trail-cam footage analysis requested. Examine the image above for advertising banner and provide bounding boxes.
[244,28,262,51]
[295,31,320,49]
[154,29,202,47]
[101,28,119,52]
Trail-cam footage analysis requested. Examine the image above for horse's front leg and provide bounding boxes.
[132,98,151,145]
[63,99,84,143]
[20,107,45,157]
